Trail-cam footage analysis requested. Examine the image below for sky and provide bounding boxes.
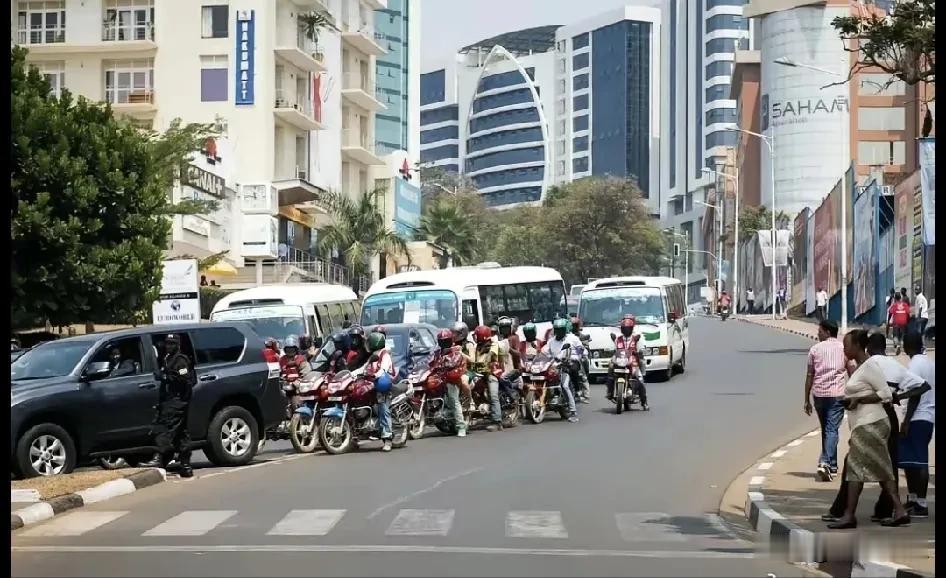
[419,0,637,72]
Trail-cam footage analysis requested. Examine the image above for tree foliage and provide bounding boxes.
[735,204,789,242]
[11,47,215,329]
[832,0,935,88]
[416,192,491,267]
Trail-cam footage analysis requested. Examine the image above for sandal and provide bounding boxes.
[880,515,911,527]
[827,519,858,530]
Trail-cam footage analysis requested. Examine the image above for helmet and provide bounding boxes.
[473,325,493,344]
[497,316,514,337]
[552,318,568,339]
[348,325,365,338]
[299,335,313,350]
[330,331,349,348]
[620,315,636,337]
[437,328,454,350]
[264,337,278,349]
[522,322,537,341]
[564,318,573,334]
[375,372,393,393]
[284,335,299,350]
[366,331,386,352]
[451,321,469,344]
[348,325,366,349]
[570,315,582,332]
[164,333,181,344]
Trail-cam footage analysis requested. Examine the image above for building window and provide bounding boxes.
[572,32,589,49]
[16,1,66,44]
[36,61,65,98]
[857,141,906,165]
[705,107,737,125]
[572,52,589,70]
[200,55,228,102]
[857,106,906,131]
[858,74,906,96]
[525,67,535,80]
[104,59,154,104]
[706,14,748,33]
[558,79,566,93]
[704,60,733,81]
[556,139,565,156]
[573,135,588,152]
[705,83,731,103]
[201,5,229,39]
[556,99,566,115]
[573,115,588,132]
[573,94,588,111]
[558,58,566,74]
[573,73,589,91]
[573,156,589,173]
[104,2,153,42]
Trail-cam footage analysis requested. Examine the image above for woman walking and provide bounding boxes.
[828,330,911,529]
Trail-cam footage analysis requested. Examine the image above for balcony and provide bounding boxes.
[273,168,325,207]
[341,72,385,112]
[99,21,157,54]
[274,89,325,131]
[274,29,327,74]
[362,0,387,9]
[341,128,386,166]
[340,22,386,56]
[288,0,331,10]
[106,88,157,117]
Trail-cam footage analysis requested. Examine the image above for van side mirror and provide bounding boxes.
[82,361,111,381]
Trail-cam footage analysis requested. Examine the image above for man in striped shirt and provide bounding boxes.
[804,320,847,481]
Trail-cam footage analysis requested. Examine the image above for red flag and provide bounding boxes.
[313,74,322,123]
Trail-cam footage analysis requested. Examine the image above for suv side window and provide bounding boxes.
[88,336,144,379]
[191,327,246,365]
[150,332,198,367]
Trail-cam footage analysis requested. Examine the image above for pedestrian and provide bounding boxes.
[824,332,929,523]
[200,275,209,287]
[815,287,828,322]
[776,287,787,319]
[144,334,197,478]
[827,329,910,529]
[210,280,219,288]
[913,286,929,338]
[885,289,897,338]
[746,287,755,315]
[899,331,935,518]
[804,319,847,481]
[278,242,289,262]
[888,293,910,355]
[900,287,910,306]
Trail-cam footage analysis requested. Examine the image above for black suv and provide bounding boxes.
[11,323,285,478]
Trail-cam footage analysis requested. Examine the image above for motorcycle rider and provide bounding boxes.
[519,322,544,358]
[468,325,506,432]
[607,316,648,410]
[298,335,318,363]
[310,331,351,374]
[345,325,370,370]
[432,328,468,438]
[569,315,592,403]
[718,291,732,317]
[351,331,398,452]
[262,337,281,363]
[540,319,580,423]
[279,335,313,382]
[496,316,522,372]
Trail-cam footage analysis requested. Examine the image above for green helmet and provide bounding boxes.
[522,322,537,341]
[553,318,568,339]
[564,318,573,333]
[366,331,386,352]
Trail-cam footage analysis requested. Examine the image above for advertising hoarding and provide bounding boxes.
[852,183,876,317]
[394,179,422,239]
[813,187,837,297]
[894,173,916,292]
[806,210,816,314]
[919,137,935,245]
[793,208,809,307]
[235,10,255,105]
[152,259,201,325]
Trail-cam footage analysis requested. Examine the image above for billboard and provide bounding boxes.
[152,259,201,325]
[852,183,876,317]
[793,209,809,307]
[919,137,935,245]
[235,10,255,105]
[394,179,422,239]
[894,173,916,292]
[806,210,816,314]
[814,187,837,296]
[844,163,855,282]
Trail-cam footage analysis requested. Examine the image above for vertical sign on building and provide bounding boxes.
[235,10,255,105]
[918,137,935,246]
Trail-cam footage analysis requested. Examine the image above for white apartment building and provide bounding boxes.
[13,0,388,288]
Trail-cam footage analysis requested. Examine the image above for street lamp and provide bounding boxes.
[773,57,848,334]
[703,167,740,317]
[695,199,724,299]
[665,229,690,310]
[726,126,777,320]
[428,183,458,196]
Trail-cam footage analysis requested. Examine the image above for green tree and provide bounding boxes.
[11,47,215,330]
[734,205,790,242]
[416,192,488,266]
[318,188,410,289]
[832,0,935,87]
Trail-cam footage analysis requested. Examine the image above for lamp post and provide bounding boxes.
[666,229,690,310]
[726,127,777,320]
[696,199,723,300]
[773,57,848,334]
[703,167,740,317]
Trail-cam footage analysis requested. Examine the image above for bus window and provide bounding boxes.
[479,286,506,325]
[462,299,480,328]
[317,304,336,331]
[503,284,530,323]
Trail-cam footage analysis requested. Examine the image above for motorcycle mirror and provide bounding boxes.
[610,333,617,342]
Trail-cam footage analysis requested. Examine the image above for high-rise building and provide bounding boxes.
[374,0,420,160]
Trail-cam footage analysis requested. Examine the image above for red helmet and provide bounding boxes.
[473,325,493,344]
[620,315,636,337]
[436,328,454,349]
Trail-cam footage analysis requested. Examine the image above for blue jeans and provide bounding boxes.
[559,371,578,415]
[813,396,844,470]
[487,375,502,423]
[376,393,392,440]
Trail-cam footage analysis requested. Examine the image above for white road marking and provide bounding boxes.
[21,511,128,537]
[10,544,759,559]
[385,509,455,536]
[770,450,787,459]
[805,430,820,438]
[267,510,346,536]
[615,513,687,542]
[143,511,237,537]
[506,511,568,539]
[366,467,484,520]
[787,440,804,447]
[749,476,766,486]
[757,462,774,471]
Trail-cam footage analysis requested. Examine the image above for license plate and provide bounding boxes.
[614,368,629,374]
[327,397,343,402]
[531,377,545,381]
[297,396,315,401]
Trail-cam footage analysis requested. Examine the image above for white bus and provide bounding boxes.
[360,264,567,336]
[210,283,360,346]
[578,276,689,381]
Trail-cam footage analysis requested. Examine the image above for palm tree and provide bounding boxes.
[417,196,479,268]
[298,11,338,44]
[318,188,410,290]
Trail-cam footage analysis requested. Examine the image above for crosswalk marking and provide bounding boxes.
[506,511,568,539]
[21,511,128,537]
[615,513,687,543]
[386,509,455,536]
[143,510,237,537]
[267,510,346,536]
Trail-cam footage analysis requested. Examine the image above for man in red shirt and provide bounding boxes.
[888,293,911,354]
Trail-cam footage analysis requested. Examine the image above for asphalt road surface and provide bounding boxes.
[12,317,823,577]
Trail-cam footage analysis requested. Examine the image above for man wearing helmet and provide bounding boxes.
[433,328,468,437]
[540,319,580,423]
[351,331,398,451]
[519,322,544,358]
[310,331,351,374]
[279,335,313,383]
[469,325,505,431]
[608,316,648,409]
[262,337,280,363]
[345,326,370,371]
[569,315,591,403]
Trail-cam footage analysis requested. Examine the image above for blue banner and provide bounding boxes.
[919,137,935,245]
[394,179,422,239]
[235,10,255,105]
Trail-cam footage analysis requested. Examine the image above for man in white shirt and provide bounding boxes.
[815,287,829,322]
[540,319,580,423]
[900,331,935,517]
[745,288,755,315]
[913,286,929,337]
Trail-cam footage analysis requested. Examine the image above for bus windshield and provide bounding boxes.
[479,281,567,326]
[578,287,666,327]
[361,290,458,329]
[211,305,306,345]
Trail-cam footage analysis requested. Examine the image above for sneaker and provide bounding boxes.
[816,464,831,482]
[567,415,579,423]
[579,397,590,404]
[457,428,467,438]
[179,467,194,479]
[382,440,392,452]
[907,503,929,518]
[641,404,649,411]
[486,423,503,432]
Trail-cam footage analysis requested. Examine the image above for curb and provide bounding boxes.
[11,468,166,532]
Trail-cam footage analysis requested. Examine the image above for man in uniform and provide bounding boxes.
[145,334,197,478]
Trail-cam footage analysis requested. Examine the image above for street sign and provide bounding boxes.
[152,259,201,325]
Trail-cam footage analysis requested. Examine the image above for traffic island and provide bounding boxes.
[11,468,165,531]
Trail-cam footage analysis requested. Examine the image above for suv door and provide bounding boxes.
[84,335,159,451]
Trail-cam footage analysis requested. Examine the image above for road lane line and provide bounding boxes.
[385,509,455,536]
[10,544,759,559]
[143,511,237,536]
[267,510,346,536]
[757,462,774,471]
[770,450,787,459]
[787,440,804,447]
[21,511,128,537]
[506,511,568,539]
[748,476,766,486]
[615,513,687,542]
[366,466,483,520]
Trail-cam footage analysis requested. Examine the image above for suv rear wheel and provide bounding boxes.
[204,406,259,467]
[16,423,77,478]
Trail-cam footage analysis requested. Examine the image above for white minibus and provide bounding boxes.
[578,276,689,381]
[360,264,567,337]
[210,283,360,346]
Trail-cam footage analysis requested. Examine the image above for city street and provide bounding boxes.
[12,318,823,577]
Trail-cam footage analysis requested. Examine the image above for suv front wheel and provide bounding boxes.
[204,406,259,467]
[16,423,77,478]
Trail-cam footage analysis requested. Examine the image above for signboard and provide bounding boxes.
[793,208,809,307]
[919,137,935,245]
[152,259,201,325]
[242,214,278,258]
[814,189,836,297]
[235,10,255,105]
[757,230,789,267]
[394,179,422,239]
[806,210,816,315]
[183,164,225,198]
[912,185,923,291]
[852,183,876,318]
[894,174,915,292]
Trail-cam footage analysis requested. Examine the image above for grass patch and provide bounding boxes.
[11,468,145,500]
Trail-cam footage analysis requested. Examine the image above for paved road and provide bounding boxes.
[12,317,823,577]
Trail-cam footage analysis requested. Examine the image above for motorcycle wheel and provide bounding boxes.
[408,410,426,440]
[615,379,625,415]
[289,413,319,454]
[501,399,520,429]
[391,426,409,449]
[525,390,545,424]
[318,416,354,455]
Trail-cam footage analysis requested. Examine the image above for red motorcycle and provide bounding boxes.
[288,372,330,453]
[520,346,572,424]
[467,363,520,429]
[317,371,412,454]
[610,338,643,415]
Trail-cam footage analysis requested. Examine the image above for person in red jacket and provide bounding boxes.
[262,337,280,363]
[519,322,544,359]
[279,335,312,383]
[431,328,468,437]
[888,293,911,354]
[607,316,648,410]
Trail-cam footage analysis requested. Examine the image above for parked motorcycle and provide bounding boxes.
[317,371,412,454]
[467,365,521,429]
[719,304,730,321]
[519,345,572,424]
[288,373,328,453]
[609,337,642,415]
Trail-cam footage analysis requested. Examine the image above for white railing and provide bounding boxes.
[105,86,154,105]
[103,21,153,41]
[274,88,314,117]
